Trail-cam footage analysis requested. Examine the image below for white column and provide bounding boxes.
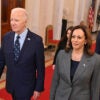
[73,0,91,26]
[79,0,86,21]
[53,0,64,40]
[26,0,54,44]
[39,0,54,43]
[25,0,40,35]
[42,0,54,26]
[73,0,80,25]
[73,0,86,25]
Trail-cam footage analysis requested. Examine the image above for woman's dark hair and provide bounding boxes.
[66,26,74,36]
[58,26,73,47]
[65,25,94,56]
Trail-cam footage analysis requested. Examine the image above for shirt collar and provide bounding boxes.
[15,28,28,39]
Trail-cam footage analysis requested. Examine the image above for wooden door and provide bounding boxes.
[1,0,25,39]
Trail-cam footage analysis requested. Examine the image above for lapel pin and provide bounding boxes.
[27,38,31,40]
[83,64,86,67]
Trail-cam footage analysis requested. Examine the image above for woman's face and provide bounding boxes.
[67,30,71,39]
[71,29,87,51]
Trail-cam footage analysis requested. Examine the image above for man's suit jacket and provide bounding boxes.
[95,31,100,54]
[0,29,45,97]
[50,50,100,100]
[95,31,100,100]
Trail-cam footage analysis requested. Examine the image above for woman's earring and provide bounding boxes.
[84,43,86,45]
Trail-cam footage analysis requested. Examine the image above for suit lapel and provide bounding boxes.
[17,31,31,62]
[72,54,90,83]
[9,32,15,62]
[10,32,15,52]
[63,51,72,84]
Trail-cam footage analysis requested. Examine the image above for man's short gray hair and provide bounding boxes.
[11,7,28,21]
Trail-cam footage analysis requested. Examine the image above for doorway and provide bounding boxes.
[1,0,25,39]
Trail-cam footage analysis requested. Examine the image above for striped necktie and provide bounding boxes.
[14,35,20,62]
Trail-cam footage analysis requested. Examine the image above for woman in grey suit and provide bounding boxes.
[50,25,100,100]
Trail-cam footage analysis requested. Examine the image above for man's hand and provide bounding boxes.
[33,91,41,100]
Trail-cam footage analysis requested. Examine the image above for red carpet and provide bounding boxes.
[0,66,54,100]
[91,42,96,53]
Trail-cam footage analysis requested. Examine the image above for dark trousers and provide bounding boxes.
[12,95,31,100]
[12,92,31,100]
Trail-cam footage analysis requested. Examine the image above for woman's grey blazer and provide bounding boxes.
[50,50,100,100]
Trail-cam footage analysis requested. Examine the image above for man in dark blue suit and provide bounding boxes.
[95,31,100,100]
[0,7,45,100]
[95,31,100,54]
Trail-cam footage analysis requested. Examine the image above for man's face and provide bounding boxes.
[10,11,27,34]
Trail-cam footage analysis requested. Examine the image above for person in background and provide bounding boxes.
[61,19,67,38]
[80,20,89,31]
[0,7,45,100]
[52,26,73,69]
[95,31,100,100]
[80,20,86,26]
[95,31,100,54]
[50,25,100,100]
[61,8,68,38]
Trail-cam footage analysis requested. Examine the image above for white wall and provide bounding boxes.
[53,0,64,40]
[39,0,54,41]
[73,0,92,26]
[25,0,40,35]
[64,0,74,27]
[25,0,54,44]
